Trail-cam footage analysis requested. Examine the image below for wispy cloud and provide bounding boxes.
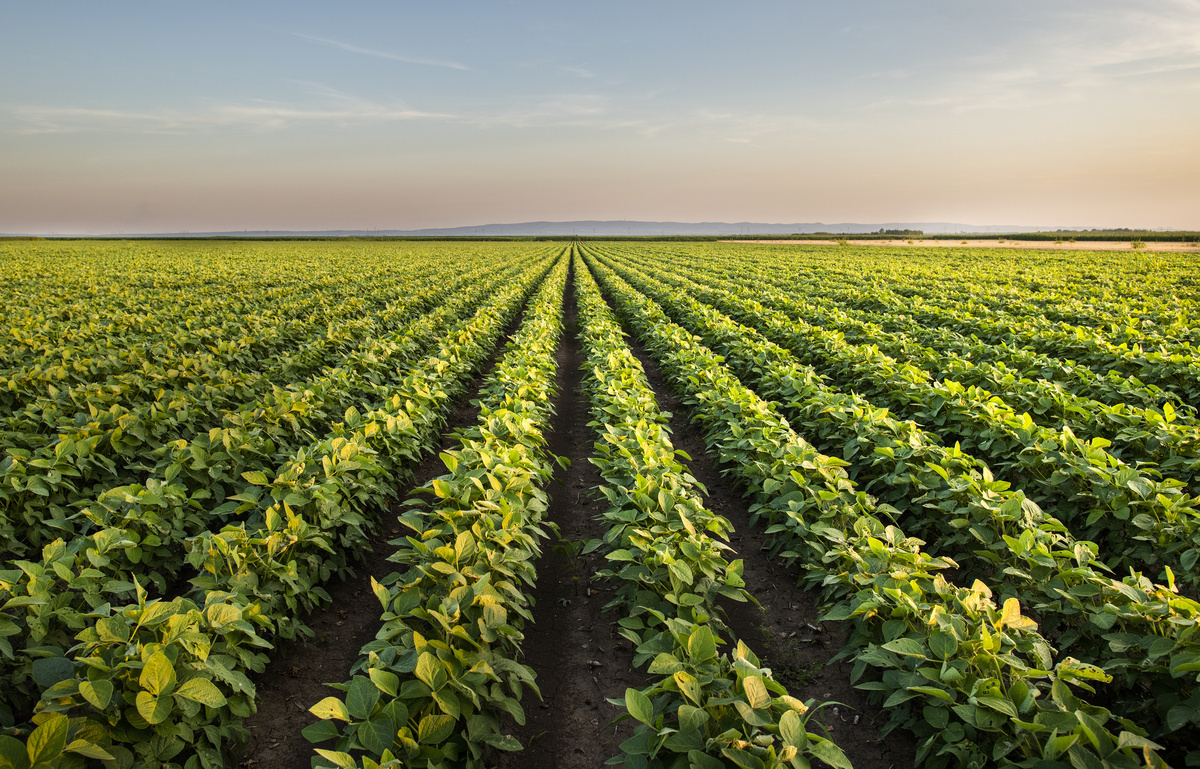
[470,94,612,129]
[6,69,831,146]
[8,101,453,134]
[289,32,469,71]
[857,4,1200,117]
[5,95,833,147]
[860,69,912,81]
[7,94,634,135]
[561,65,596,78]
[695,110,823,144]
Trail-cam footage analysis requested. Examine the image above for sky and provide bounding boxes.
[2,1,1199,234]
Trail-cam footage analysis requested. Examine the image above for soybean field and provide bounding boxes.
[1,239,1198,769]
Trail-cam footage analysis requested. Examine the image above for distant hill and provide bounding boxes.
[80,220,1042,238]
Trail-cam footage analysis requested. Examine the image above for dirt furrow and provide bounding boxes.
[623,336,918,769]
[496,265,644,769]
[230,296,531,769]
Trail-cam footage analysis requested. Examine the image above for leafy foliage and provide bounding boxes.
[0,243,559,766]
[575,255,849,769]
[582,247,1173,768]
[305,255,569,768]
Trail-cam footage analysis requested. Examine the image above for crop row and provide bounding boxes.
[0,252,559,767]
[0,247,472,414]
[0,258,531,560]
[598,246,1200,594]
[581,247,1171,768]
[302,254,570,769]
[585,246,1200,755]
[671,245,1195,411]
[572,252,849,769]
[677,249,1200,444]
[0,258,474,449]
[712,244,1199,350]
[676,250,1200,456]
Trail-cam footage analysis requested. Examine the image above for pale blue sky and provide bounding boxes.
[2,1,1198,233]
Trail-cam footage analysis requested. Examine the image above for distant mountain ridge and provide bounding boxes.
[10,220,1062,238]
[343,220,1036,237]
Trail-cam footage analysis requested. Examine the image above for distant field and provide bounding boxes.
[2,239,1197,768]
[730,238,1200,253]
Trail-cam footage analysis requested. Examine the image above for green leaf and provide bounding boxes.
[301,720,340,745]
[976,695,1018,718]
[669,560,693,586]
[358,715,396,755]
[417,714,456,745]
[809,736,853,769]
[678,704,709,734]
[346,676,380,720]
[314,750,357,769]
[883,689,918,708]
[721,747,765,769]
[25,714,69,766]
[881,638,926,658]
[30,657,74,689]
[79,679,114,710]
[1167,704,1193,732]
[688,626,717,662]
[415,652,447,692]
[135,691,173,725]
[310,696,351,722]
[175,678,227,707]
[733,700,774,727]
[1,596,46,610]
[928,630,959,660]
[923,705,949,730]
[625,687,654,725]
[368,668,399,697]
[908,685,954,702]
[483,733,524,751]
[432,689,461,719]
[779,710,805,748]
[687,750,726,769]
[1116,732,1163,751]
[139,650,176,696]
[0,736,30,769]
